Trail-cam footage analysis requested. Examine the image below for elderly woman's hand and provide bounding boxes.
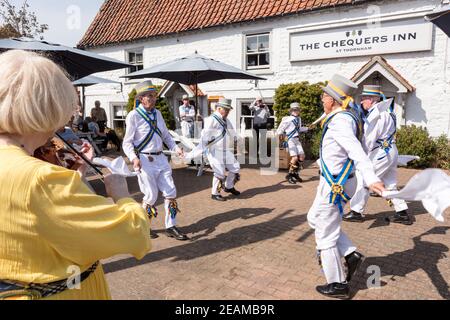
[77,142,95,177]
[80,142,94,161]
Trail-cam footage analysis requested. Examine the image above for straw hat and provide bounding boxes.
[290,102,301,112]
[360,85,385,99]
[216,98,233,110]
[134,80,157,98]
[322,74,358,104]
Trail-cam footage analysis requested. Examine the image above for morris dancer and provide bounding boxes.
[123,80,189,241]
[187,98,241,202]
[277,102,309,184]
[344,85,412,225]
[307,75,385,299]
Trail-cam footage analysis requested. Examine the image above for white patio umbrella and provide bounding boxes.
[122,52,266,117]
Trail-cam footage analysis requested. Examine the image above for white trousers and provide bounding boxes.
[350,148,408,214]
[137,154,177,229]
[207,148,241,195]
[288,138,305,157]
[181,121,194,138]
[308,176,358,284]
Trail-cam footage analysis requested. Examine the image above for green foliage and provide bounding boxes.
[126,86,176,130]
[0,23,19,38]
[274,81,324,159]
[157,96,176,130]
[396,125,438,168]
[274,81,324,126]
[0,0,48,39]
[434,134,450,170]
[300,129,322,160]
[126,89,137,113]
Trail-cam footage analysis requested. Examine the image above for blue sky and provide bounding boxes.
[8,0,104,46]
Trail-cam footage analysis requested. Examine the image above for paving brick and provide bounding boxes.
[98,165,450,300]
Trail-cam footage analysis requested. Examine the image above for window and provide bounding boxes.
[240,101,275,130]
[127,50,144,75]
[111,103,128,138]
[245,33,270,70]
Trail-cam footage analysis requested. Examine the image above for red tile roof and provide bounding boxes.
[79,0,371,48]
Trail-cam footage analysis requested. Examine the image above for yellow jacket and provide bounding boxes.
[0,145,151,300]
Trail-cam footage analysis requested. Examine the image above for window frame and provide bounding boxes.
[238,99,276,132]
[124,48,144,81]
[110,102,128,138]
[244,32,271,71]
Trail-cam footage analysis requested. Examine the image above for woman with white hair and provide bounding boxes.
[0,50,151,300]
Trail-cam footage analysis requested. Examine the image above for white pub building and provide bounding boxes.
[78,0,450,138]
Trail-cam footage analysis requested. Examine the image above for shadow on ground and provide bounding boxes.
[350,226,450,299]
[103,209,308,274]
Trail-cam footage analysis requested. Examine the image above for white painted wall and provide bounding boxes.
[83,0,450,137]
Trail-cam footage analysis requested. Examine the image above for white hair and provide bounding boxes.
[0,50,78,135]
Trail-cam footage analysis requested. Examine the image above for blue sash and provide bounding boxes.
[135,106,162,153]
[207,114,228,147]
[281,117,301,148]
[287,117,301,140]
[320,109,363,215]
[372,112,397,160]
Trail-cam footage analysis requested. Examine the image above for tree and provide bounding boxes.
[273,81,324,126]
[0,23,19,38]
[127,87,176,130]
[0,0,48,39]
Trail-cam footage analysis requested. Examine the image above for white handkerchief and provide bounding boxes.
[382,169,450,222]
[169,130,197,150]
[398,155,420,167]
[92,157,138,177]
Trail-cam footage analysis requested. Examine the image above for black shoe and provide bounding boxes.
[166,227,189,241]
[343,210,365,223]
[316,283,350,300]
[224,188,241,196]
[345,251,365,282]
[211,195,226,202]
[390,210,413,225]
[150,230,159,239]
[286,174,297,184]
[292,173,303,183]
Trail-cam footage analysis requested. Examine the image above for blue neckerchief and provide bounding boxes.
[134,105,162,153]
[287,117,301,140]
[206,114,228,148]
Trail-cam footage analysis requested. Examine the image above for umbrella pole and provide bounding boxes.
[82,86,86,119]
[195,82,199,118]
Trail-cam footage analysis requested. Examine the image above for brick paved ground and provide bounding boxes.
[93,161,450,300]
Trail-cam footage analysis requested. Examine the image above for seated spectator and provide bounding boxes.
[56,125,83,146]
[85,117,121,152]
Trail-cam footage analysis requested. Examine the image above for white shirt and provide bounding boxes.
[123,105,178,162]
[276,115,309,137]
[321,110,380,187]
[363,102,397,159]
[179,105,196,122]
[188,111,238,159]
[250,102,271,125]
